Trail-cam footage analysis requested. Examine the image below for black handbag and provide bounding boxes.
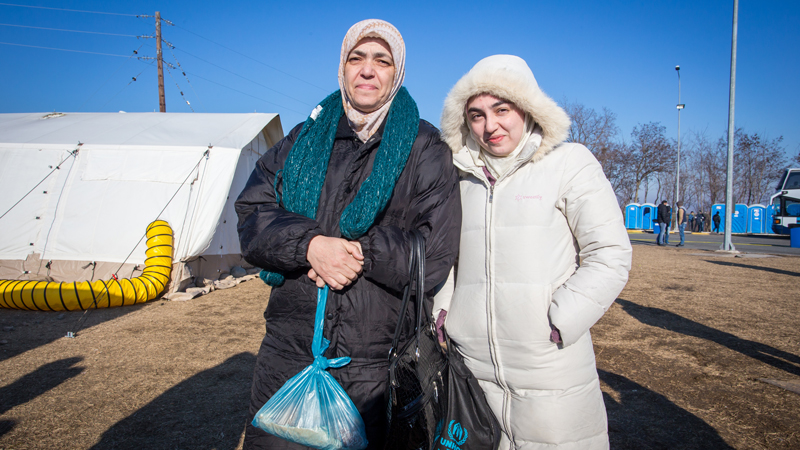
[385,230,448,450]
[438,330,502,450]
[385,231,502,450]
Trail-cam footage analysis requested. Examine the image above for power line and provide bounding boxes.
[0,41,131,57]
[0,2,138,16]
[165,64,194,112]
[1,6,320,117]
[172,23,328,93]
[78,44,145,111]
[175,47,314,108]
[99,61,155,110]
[0,22,138,37]
[186,71,307,116]
[168,46,205,112]
[144,21,318,114]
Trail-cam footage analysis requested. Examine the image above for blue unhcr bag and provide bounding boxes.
[251,286,368,450]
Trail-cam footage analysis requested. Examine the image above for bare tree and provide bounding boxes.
[654,173,666,204]
[627,122,674,205]
[563,99,619,155]
[562,99,623,185]
[681,132,709,212]
[731,130,788,205]
[560,100,797,212]
[683,131,727,213]
[595,142,633,205]
[562,99,631,206]
[681,128,787,213]
[655,134,695,211]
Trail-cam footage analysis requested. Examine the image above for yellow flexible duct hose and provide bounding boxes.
[0,220,173,311]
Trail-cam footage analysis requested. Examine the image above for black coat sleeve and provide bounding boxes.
[358,123,461,295]
[235,124,323,274]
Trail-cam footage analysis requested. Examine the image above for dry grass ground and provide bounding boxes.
[0,244,798,449]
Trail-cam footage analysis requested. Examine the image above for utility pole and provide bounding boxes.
[156,11,166,112]
[721,0,738,252]
[674,65,685,230]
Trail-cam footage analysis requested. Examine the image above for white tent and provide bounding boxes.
[0,112,283,293]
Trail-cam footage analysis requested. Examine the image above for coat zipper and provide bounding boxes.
[484,181,514,444]
[458,155,535,447]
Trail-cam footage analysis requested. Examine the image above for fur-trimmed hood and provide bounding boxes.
[440,55,571,164]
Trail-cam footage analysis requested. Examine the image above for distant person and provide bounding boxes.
[676,201,687,247]
[688,210,695,231]
[699,211,707,232]
[657,200,670,245]
[665,204,672,244]
[235,19,461,449]
[713,211,722,233]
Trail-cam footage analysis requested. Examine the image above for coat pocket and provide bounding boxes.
[492,282,553,344]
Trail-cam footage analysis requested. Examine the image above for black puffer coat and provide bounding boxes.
[657,203,671,224]
[235,115,461,449]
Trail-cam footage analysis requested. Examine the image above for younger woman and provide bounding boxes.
[435,55,632,449]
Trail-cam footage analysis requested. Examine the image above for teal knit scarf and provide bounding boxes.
[261,87,420,286]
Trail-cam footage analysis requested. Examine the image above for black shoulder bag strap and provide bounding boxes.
[389,229,426,363]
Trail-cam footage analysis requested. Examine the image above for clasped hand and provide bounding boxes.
[306,235,364,290]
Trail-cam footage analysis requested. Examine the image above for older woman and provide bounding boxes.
[235,20,461,449]
[435,55,632,449]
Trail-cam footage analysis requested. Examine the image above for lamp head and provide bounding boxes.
[675,65,680,71]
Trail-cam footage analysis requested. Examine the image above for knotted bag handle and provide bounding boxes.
[389,229,427,358]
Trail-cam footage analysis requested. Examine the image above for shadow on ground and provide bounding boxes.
[0,357,85,437]
[0,421,14,438]
[703,259,800,277]
[617,298,800,377]
[0,305,141,364]
[629,237,662,246]
[0,357,85,415]
[90,352,255,450]
[601,370,734,449]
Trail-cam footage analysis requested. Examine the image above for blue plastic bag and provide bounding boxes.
[251,286,368,450]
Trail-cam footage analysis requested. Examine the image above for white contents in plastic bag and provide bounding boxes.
[251,287,368,450]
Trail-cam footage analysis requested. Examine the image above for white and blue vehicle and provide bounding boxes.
[770,168,800,234]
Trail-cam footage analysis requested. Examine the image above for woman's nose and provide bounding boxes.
[485,113,499,131]
[360,61,375,78]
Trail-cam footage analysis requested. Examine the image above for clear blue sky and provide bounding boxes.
[1,0,798,158]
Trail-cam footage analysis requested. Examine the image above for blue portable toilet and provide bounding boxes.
[640,203,656,230]
[711,203,747,233]
[733,204,748,233]
[625,204,640,229]
[711,204,725,232]
[765,204,777,234]
[747,205,766,234]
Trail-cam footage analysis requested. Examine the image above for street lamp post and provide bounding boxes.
[675,65,685,229]
[721,0,738,252]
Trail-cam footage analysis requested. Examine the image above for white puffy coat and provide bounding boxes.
[435,55,632,450]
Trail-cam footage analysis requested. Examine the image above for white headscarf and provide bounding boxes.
[338,19,406,142]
